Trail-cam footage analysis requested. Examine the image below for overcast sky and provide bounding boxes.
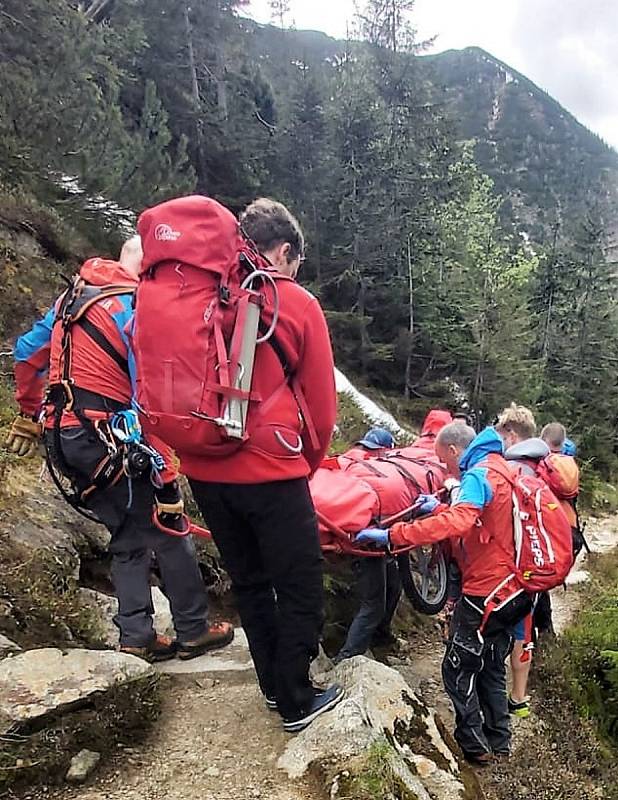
[245,0,618,151]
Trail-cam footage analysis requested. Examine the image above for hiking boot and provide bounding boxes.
[282,684,345,733]
[120,634,176,663]
[508,695,531,718]
[462,751,495,767]
[177,622,234,660]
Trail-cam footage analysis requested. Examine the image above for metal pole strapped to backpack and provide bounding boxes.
[223,269,280,439]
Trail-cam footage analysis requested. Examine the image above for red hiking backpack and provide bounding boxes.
[486,460,574,593]
[132,195,297,458]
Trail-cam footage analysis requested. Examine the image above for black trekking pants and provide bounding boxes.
[442,592,532,757]
[190,477,324,720]
[51,427,209,647]
[336,555,401,660]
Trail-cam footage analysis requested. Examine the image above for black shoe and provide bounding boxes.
[264,695,277,710]
[282,684,344,733]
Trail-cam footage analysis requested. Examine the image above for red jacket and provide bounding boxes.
[412,409,453,452]
[14,259,137,424]
[390,427,515,597]
[14,258,178,482]
[180,278,337,484]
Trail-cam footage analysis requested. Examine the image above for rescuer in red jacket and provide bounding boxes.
[356,423,533,763]
[187,198,343,733]
[7,239,233,662]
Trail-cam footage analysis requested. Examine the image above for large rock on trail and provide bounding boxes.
[0,648,153,725]
[0,648,159,795]
[279,656,480,800]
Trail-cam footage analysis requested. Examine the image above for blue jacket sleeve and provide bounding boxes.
[454,466,493,510]
[14,306,55,416]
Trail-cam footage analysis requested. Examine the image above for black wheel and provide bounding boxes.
[397,544,448,615]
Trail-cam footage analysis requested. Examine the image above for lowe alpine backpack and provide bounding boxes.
[486,460,574,593]
[132,195,296,458]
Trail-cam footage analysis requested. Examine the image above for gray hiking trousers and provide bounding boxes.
[54,426,209,647]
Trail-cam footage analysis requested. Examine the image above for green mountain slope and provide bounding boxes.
[245,20,618,241]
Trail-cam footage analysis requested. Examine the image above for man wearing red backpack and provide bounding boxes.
[6,238,233,662]
[133,196,341,732]
[356,424,535,763]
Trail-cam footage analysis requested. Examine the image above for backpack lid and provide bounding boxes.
[505,438,550,462]
[138,195,246,276]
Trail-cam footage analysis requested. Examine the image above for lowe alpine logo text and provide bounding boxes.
[154,224,181,241]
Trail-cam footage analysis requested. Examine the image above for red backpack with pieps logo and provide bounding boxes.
[486,459,574,593]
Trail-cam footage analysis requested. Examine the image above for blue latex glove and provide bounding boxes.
[416,494,439,515]
[355,528,389,546]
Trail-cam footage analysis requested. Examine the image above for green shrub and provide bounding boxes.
[555,552,618,745]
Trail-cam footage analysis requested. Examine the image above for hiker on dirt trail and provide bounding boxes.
[540,422,583,555]
[537,422,583,632]
[132,196,342,733]
[355,423,535,764]
[334,428,402,663]
[6,237,233,662]
[495,403,546,719]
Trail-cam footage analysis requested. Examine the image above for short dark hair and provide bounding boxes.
[240,198,305,261]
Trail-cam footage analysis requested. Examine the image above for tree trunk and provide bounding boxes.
[183,3,207,190]
[311,198,322,287]
[404,234,414,399]
[213,1,229,122]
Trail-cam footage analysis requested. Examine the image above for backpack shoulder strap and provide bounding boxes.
[478,456,515,486]
[55,279,134,379]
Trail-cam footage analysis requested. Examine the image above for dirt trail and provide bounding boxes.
[38,668,323,800]
[35,516,618,800]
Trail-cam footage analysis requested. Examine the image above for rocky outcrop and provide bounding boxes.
[0,633,21,657]
[0,648,154,725]
[0,648,159,794]
[279,656,481,800]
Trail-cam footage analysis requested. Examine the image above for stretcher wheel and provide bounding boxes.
[397,544,448,615]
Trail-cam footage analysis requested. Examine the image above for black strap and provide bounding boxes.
[376,457,424,495]
[47,384,126,414]
[76,317,130,376]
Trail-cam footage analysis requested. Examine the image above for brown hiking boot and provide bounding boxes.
[120,634,177,663]
[177,622,234,660]
[463,751,495,767]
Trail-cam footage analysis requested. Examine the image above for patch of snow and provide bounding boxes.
[519,229,537,256]
[442,376,469,408]
[504,70,514,84]
[335,368,405,436]
[488,94,501,131]
[54,173,136,237]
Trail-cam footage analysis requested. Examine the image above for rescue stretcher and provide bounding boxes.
[187,444,452,615]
